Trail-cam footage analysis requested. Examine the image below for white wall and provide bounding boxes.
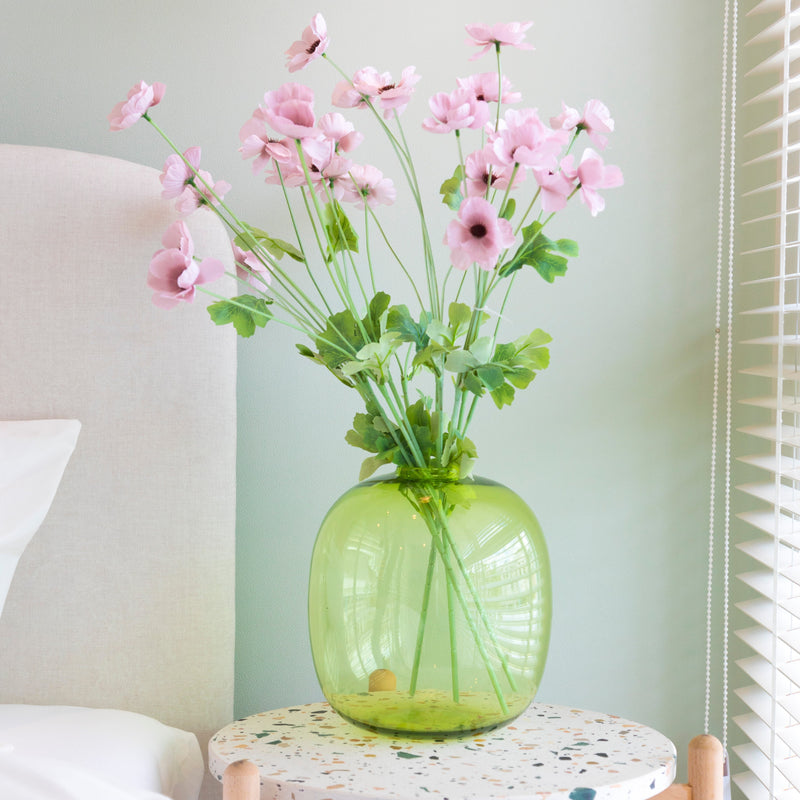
[1,0,725,778]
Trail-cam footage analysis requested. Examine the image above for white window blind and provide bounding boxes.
[735,1,800,798]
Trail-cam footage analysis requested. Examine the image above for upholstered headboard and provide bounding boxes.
[0,145,236,798]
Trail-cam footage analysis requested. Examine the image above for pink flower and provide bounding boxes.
[465,22,533,60]
[173,169,232,215]
[317,113,363,152]
[299,137,353,199]
[562,148,624,216]
[550,99,615,149]
[232,243,272,288]
[341,164,396,209]
[464,147,523,197]
[422,88,490,134]
[532,164,575,213]
[160,147,201,199]
[147,221,224,309]
[159,146,231,214]
[261,83,317,139]
[349,66,421,119]
[108,80,165,131]
[490,108,568,171]
[445,197,515,271]
[239,115,294,175]
[331,80,368,110]
[285,13,329,73]
[456,73,521,105]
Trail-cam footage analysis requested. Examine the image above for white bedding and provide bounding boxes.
[0,706,204,800]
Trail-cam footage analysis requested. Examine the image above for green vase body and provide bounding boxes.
[308,467,551,737]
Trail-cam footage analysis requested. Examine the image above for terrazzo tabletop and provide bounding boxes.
[209,702,676,800]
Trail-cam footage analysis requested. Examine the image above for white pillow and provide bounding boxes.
[0,419,81,616]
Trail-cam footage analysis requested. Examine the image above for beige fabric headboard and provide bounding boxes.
[0,145,236,797]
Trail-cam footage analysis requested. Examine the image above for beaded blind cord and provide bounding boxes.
[705,0,737,754]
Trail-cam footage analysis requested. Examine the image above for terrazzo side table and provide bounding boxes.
[209,701,676,800]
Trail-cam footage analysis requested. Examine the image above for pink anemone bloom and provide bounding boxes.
[318,112,363,153]
[464,147,524,197]
[445,196,515,271]
[551,99,615,149]
[232,243,272,289]
[342,164,396,209]
[422,88,490,134]
[147,221,224,309]
[285,13,329,73]
[160,146,201,199]
[350,66,421,119]
[532,165,576,214]
[456,73,521,105]
[562,148,624,216]
[108,80,165,131]
[490,108,568,171]
[160,146,231,214]
[261,83,317,140]
[465,22,534,60]
[331,80,369,110]
[173,170,232,215]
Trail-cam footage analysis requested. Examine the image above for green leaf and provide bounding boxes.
[499,221,578,282]
[234,225,304,262]
[448,302,472,338]
[499,197,516,221]
[364,291,390,340]
[322,201,358,259]
[476,364,505,391]
[359,455,391,481]
[439,165,465,211]
[444,349,479,373]
[207,295,272,338]
[386,305,431,350]
[316,310,365,370]
[490,382,516,408]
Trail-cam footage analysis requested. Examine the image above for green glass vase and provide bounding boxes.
[308,466,551,737]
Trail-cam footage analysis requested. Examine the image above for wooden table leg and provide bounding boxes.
[223,760,260,800]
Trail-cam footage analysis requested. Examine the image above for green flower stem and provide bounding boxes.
[365,207,426,310]
[409,540,437,695]
[362,205,377,296]
[274,166,335,318]
[413,484,509,714]
[441,521,518,692]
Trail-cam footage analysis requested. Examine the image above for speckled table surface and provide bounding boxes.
[209,702,676,800]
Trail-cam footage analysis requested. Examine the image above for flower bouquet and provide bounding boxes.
[111,14,622,735]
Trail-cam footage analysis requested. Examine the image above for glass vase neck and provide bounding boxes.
[396,463,460,484]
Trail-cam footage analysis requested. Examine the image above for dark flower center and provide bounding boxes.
[306,39,321,55]
[379,83,396,94]
[470,223,488,238]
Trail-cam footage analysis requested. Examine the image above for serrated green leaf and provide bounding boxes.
[463,371,484,396]
[444,349,479,373]
[490,382,516,408]
[426,319,453,347]
[386,305,431,350]
[207,295,272,338]
[316,310,365,369]
[498,221,578,282]
[448,302,472,336]
[476,364,505,391]
[468,336,494,365]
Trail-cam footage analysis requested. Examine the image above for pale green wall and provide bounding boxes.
[1,0,725,778]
